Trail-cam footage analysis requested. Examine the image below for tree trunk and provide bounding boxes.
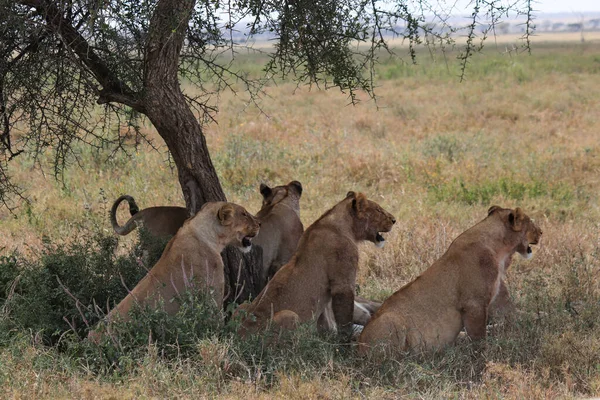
[18,0,263,304]
[143,86,263,304]
[138,0,263,305]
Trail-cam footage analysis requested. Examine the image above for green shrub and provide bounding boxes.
[0,252,20,307]
[430,177,573,206]
[75,287,227,374]
[422,134,464,162]
[0,228,169,346]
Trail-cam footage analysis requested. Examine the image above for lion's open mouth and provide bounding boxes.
[522,241,539,260]
[527,238,540,255]
[239,234,256,254]
[242,236,254,248]
[375,232,386,248]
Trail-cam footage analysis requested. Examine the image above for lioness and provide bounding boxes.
[110,195,188,237]
[238,191,396,338]
[358,206,542,356]
[252,181,383,326]
[253,181,304,285]
[92,201,260,338]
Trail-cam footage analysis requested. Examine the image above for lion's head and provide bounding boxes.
[259,180,302,214]
[346,191,396,247]
[203,202,261,253]
[487,205,542,259]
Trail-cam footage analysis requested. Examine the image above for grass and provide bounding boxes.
[1,40,600,398]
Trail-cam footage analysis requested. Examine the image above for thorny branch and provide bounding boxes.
[0,0,534,207]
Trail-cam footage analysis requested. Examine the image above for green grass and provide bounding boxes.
[429,176,574,206]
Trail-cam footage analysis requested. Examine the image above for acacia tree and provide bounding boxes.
[0,0,533,302]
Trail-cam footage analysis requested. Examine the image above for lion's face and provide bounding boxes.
[348,192,396,247]
[259,180,302,211]
[217,203,261,253]
[517,214,542,259]
[488,205,542,259]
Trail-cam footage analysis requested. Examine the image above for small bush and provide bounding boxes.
[430,177,573,206]
[75,287,227,374]
[0,252,20,307]
[422,134,464,162]
[0,228,169,346]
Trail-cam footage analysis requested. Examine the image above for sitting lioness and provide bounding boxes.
[358,206,542,356]
[238,191,396,338]
[255,181,381,325]
[110,194,188,237]
[91,201,260,339]
[253,181,304,286]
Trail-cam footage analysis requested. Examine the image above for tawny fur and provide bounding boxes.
[238,191,396,338]
[358,206,542,356]
[90,202,260,341]
[253,181,304,286]
[110,195,188,237]
[253,181,384,326]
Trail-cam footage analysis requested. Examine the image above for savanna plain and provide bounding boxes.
[1,39,600,399]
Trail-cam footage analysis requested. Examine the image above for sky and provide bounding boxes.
[451,0,600,14]
[533,0,600,13]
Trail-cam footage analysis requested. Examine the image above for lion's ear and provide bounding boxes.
[508,207,525,231]
[260,183,272,199]
[487,205,502,216]
[288,181,303,196]
[346,191,356,199]
[352,193,368,215]
[217,203,235,225]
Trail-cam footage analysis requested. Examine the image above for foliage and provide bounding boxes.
[0,228,168,345]
[429,177,574,206]
[0,0,534,208]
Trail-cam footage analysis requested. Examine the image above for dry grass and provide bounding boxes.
[1,42,600,398]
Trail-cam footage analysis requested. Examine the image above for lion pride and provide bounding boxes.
[238,191,396,338]
[358,206,542,356]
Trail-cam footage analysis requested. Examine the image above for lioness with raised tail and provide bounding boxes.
[90,201,260,341]
[110,194,188,237]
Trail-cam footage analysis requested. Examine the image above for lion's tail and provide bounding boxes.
[110,195,140,236]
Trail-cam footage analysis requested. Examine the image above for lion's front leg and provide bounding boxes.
[488,279,516,321]
[331,285,354,340]
[462,301,489,340]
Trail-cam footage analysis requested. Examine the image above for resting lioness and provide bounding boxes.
[91,201,260,339]
[238,191,396,338]
[253,181,304,285]
[358,206,542,356]
[110,195,188,237]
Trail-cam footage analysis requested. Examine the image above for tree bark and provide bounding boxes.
[142,86,263,304]
[141,0,262,304]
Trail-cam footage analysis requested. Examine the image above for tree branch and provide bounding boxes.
[17,0,143,111]
[145,0,196,87]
